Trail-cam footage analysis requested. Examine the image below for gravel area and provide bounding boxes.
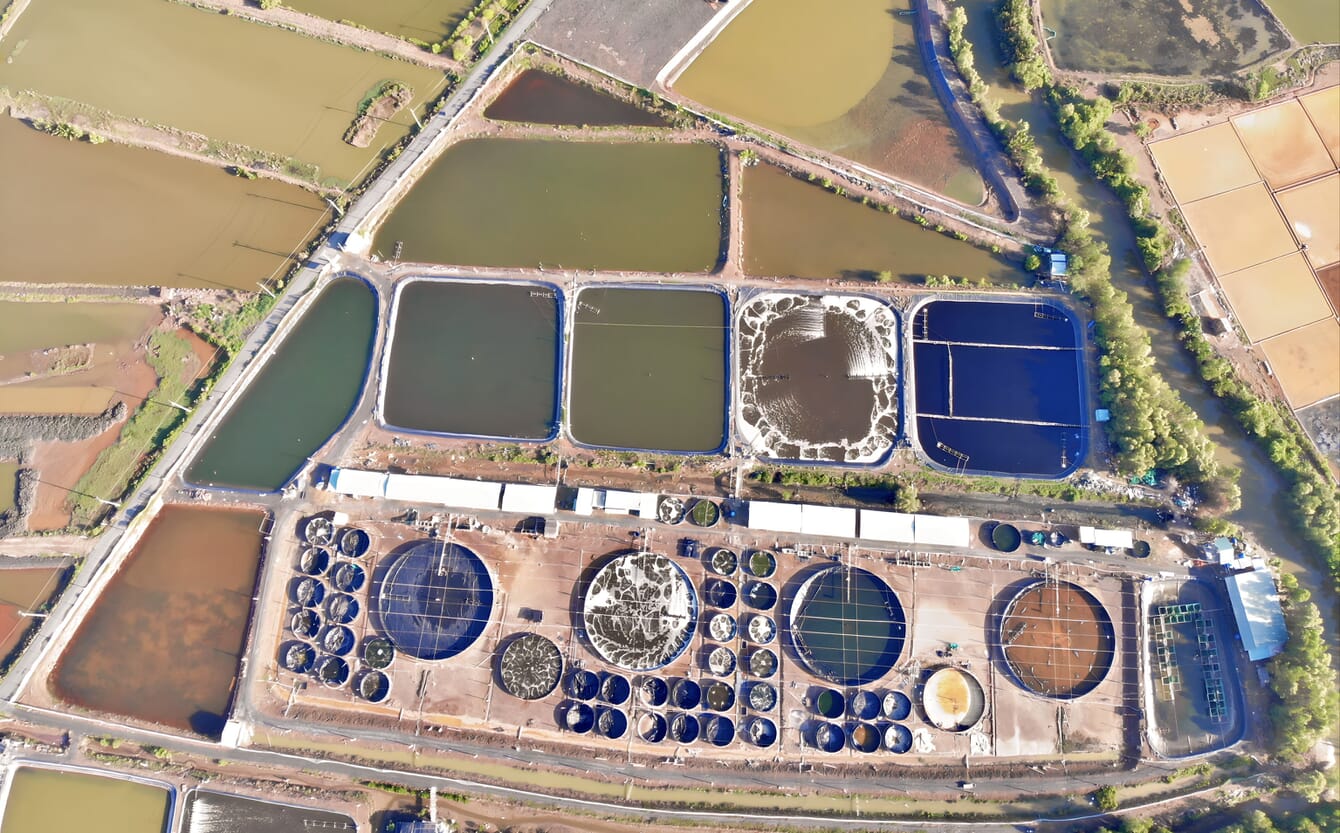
[529,0,719,86]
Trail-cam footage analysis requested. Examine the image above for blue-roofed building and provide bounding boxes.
[1223,568,1287,662]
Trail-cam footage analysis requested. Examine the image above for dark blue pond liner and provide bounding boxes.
[299,547,331,576]
[746,717,778,747]
[669,711,699,743]
[849,690,880,720]
[291,609,321,639]
[848,722,881,753]
[701,714,735,746]
[703,578,737,609]
[639,712,668,742]
[331,561,366,593]
[917,299,1078,347]
[293,577,325,608]
[326,593,360,625]
[567,670,599,701]
[597,707,628,739]
[671,678,702,710]
[375,540,494,661]
[884,722,913,753]
[638,676,669,707]
[913,343,1082,425]
[815,688,845,719]
[599,673,631,705]
[321,624,355,656]
[814,722,844,753]
[704,680,735,711]
[883,690,912,721]
[338,527,371,558]
[742,581,777,611]
[564,701,595,733]
[789,566,906,687]
[917,416,1085,479]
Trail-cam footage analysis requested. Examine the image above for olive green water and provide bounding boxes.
[187,279,375,491]
[0,301,157,354]
[742,164,1021,283]
[0,463,16,514]
[569,287,727,452]
[283,0,476,41]
[0,0,445,186]
[959,0,1324,595]
[1265,0,1340,44]
[52,505,264,737]
[1,767,169,833]
[374,139,723,271]
[674,0,984,205]
[0,119,326,288]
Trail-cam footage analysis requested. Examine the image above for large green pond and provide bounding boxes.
[568,287,727,453]
[374,139,724,271]
[0,0,445,186]
[383,279,560,439]
[0,119,326,288]
[742,164,1020,283]
[1265,0,1340,44]
[283,0,476,41]
[673,0,984,205]
[187,279,375,491]
[1,767,169,833]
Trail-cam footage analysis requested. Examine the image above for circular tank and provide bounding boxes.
[657,496,685,525]
[582,551,698,671]
[671,678,701,710]
[639,712,667,743]
[704,680,735,711]
[848,722,880,753]
[882,691,912,721]
[746,614,776,644]
[321,625,355,656]
[316,655,349,688]
[597,707,628,740]
[299,546,331,577]
[703,579,737,609]
[599,673,631,706]
[291,609,321,639]
[742,581,777,611]
[564,701,595,733]
[363,636,395,670]
[788,566,906,686]
[748,648,778,678]
[498,634,563,701]
[356,670,391,703]
[849,690,880,720]
[990,522,1022,552]
[376,540,495,662]
[702,714,734,747]
[293,577,325,608]
[282,641,315,673]
[304,516,334,546]
[884,723,912,753]
[669,712,699,744]
[746,549,777,579]
[708,547,738,576]
[688,499,720,527]
[326,593,360,625]
[566,670,599,701]
[338,527,371,558]
[637,676,669,708]
[922,667,986,732]
[746,716,777,748]
[815,688,845,719]
[814,722,844,753]
[331,561,366,593]
[747,681,777,712]
[707,646,736,677]
[708,612,737,642]
[998,579,1116,699]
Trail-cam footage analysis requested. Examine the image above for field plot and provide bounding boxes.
[1318,264,1340,314]
[1149,123,1258,204]
[1180,183,1297,276]
[1300,86,1340,167]
[0,566,65,660]
[0,0,444,186]
[283,0,475,41]
[1276,173,1340,270]
[1261,319,1340,408]
[1231,99,1334,189]
[485,70,670,127]
[1217,254,1329,342]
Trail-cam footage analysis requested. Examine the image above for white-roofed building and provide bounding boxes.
[1079,526,1134,549]
[501,483,558,515]
[912,514,971,548]
[747,501,804,534]
[800,504,858,538]
[859,510,916,543]
[573,487,598,516]
[327,468,387,498]
[1224,568,1287,662]
[383,474,501,510]
[602,490,644,515]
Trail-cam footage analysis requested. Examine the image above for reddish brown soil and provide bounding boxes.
[1001,581,1113,697]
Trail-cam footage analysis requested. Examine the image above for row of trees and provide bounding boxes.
[1266,574,1339,759]
[1098,805,1340,833]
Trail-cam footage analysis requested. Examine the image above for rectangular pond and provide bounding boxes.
[382,278,561,440]
[911,298,1086,478]
[484,69,670,127]
[0,565,66,661]
[0,119,328,288]
[0,0,445,186]
[372,139,724,272]
[282,0,476,41]
[568,287,727,453]
[187,278,376,492]
[182,789,355,833]
[51,505,265,737]
[0,765,170,833]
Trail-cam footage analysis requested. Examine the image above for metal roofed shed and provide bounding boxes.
[328,467,388,498]
[859,510,916,543]
[1224,568,1287,662]
[912,514,970,548]
[747,501,804,534]
[383,474,502,510]
[800,505,857,538]
[601,490,643,514]
[574,487,597,516]
[501,483,558,515]
[1079,526,1134,549]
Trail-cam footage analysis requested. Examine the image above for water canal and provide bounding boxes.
[182,789,355,833]
[568,287,728,453]
[485,70,670,127]
[0,766,170,833]
[52,505,265,737]
[673,0,984,205]
[382,279,561,440]
[188,278,376,492]
[373,139,724,272]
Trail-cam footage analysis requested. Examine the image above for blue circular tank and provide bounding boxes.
[671,678,701,710]
[566,669,599,701]
[331,561,366,593]
[316,655,349,688]
[814,721,844,753]
[338,527,370,558]
[299,547,331,577]
[704,579,737,609]
[637,676,669,708]
[639,712,668,742]
[746,681,777,712]
[848,722,880,753]
[563,701,595,733]
[849,690,880,720]
[743,581,777,611]
[702,714,735,747]
[600,673,631,706]
[704,680,735,711]
[669,711,699,744]
[746,716,777,747]
[597,707,628,740]
[321,624,355,656]
[884,722,913,753]
[883,690,912,721]
[293,577,325,608]
[815,688,845,719]
[326,593,360,625]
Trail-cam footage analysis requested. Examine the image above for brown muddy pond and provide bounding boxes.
[0,564,66,660]
[742,164,1019,282]
[182,789,355,833]
[283,0,476,41]
[485,70,669,127]
[0,119,327,288]
[52,505,265,737]
[0,765,170,833]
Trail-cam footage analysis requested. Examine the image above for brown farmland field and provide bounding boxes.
[1150,123,1258,203]
[1300,86,1340,168]
[1218,252,1330,342]
[1276,173,1340,270]
[1181,183,1298,276]
[1261,318,1340,407]
[1231,98,1334,188]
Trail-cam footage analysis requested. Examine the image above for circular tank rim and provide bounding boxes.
[581,551,700,672]
[922,666,986,732]
[498,633,564,701]
[787,565,905,686]
[998,578,1116,701]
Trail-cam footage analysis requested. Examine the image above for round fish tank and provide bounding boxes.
[748,648,778,678]
[849,690,880,720]
[282,641,315,674]
[639,712,667,742]
[321,625,355,656]
[922,667,986,732]
[703,579,737,609]
[708,612,737,642]
[746,716,777,747]
[990,522,1022,552]
[326,593,360,625]
[304,516,334,546]
[637,676,669,708]
[882,690,912,721]
[702,714,734,747]
[291,609,321,639]
[599,673,631,706]
[747,681,777,712]
[688,499,720,527]
[814,688,845,719]
[299,546,331,577]
[885,723,912,753]
[582,551,698,671]
[597,707,628,739]
[331,561,366,593]
[564,701,595,733]
[848,722,880,753]
[363,636,395,670]
[669,712,699,743]
[788,566,906,686]
[375,540,495,661]
[742,581,777,611]
[704,680,735,711]
[293,577,325,608]
[338,527,370,558]
[498,634,563,701]
[671,678,701,710]
[356,669,391,703]
[998,579,1116,699]
[814,722,844,753]
[316,655,348,688]
[708,547,738,576]
[707,646,736,676]
[746,614,776,644]
[657,496,685,525]
[746,549,777,579]
[567,669,599,701]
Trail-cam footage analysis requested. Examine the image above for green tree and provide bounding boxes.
[1093,784,1118,811]
[1024,253,1041,271]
